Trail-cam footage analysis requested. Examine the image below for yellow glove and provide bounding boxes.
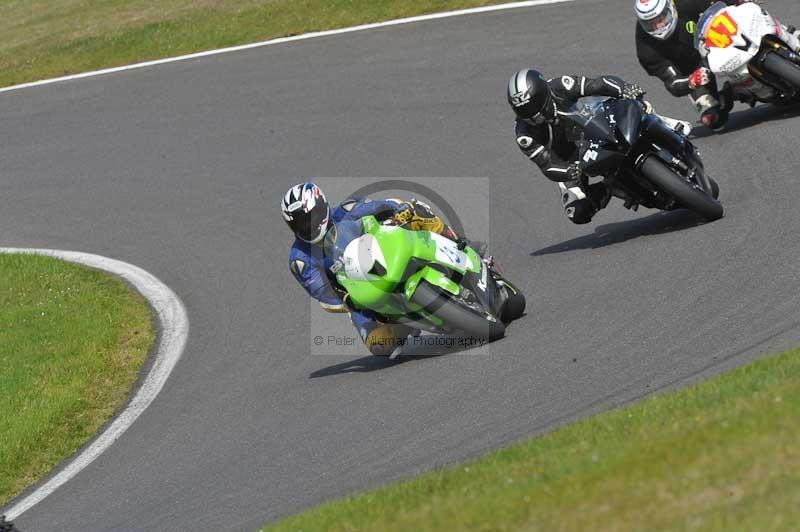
[393,199,445,234]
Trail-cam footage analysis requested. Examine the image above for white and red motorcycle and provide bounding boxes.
[695,1,800,105]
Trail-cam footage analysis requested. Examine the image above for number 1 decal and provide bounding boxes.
[705,11,739,48]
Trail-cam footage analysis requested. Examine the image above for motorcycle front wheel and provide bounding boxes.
[763,52,800,90]
[640,156,724,221]
[410,281,505,342]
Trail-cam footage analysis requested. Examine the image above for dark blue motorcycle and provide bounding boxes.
[565,96,723,222]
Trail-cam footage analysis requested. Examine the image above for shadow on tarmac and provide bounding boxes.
[531,209,708,256]
[309,355,415,378]
[309,333,496,378]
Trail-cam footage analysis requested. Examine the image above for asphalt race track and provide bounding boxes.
[4,0,800,530]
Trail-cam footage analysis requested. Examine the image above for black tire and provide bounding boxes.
[640,156,724,221]
[501,292,526,323]
[763,52,800,90]
[497,278,526,323]
[410,281,505,342]
[708,176,720,200]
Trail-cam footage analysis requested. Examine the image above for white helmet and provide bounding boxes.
[635,0,678,40]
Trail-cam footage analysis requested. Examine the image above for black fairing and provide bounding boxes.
[563,96,714,207]
[609,99,644,147]
[572,99,644,177]
[641,115,703,170]
[460,261,504,318]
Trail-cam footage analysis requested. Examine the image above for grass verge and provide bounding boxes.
[0,253,154,507]
[0,0,517,88]
[264,348,800,531]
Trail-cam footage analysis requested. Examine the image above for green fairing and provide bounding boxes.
[334,216,481,320]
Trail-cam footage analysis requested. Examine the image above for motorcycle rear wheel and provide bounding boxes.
[640,157,724,221]
[410,281,505,342]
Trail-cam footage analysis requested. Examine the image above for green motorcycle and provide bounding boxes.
[323,215,525,344]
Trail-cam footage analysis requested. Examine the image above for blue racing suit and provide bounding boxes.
[288,197,411,343]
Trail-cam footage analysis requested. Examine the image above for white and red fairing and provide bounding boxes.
[697,2,792,100]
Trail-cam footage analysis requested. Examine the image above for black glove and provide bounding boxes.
[454,237,488,256]
[622,83,646,100]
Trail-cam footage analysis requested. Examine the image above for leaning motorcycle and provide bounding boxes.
[323,215,525,344]
[562,96,723,221]
[696,1,800,105]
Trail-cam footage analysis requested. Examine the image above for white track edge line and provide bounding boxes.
[0,0,569,516]
[1,248,189,520]
[0,0,575,95]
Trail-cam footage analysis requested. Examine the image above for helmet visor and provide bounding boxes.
[640,3,677,39]
[524,91,554,125]
[288,204,329,243]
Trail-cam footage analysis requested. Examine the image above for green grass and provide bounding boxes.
[0,253,154,506]
[264,349,800,531]
[0,0,515,88]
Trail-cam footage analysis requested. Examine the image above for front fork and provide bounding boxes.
[749,34,800,96]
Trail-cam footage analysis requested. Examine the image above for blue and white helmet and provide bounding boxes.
[282,182,330,244]
[635,0,678,40]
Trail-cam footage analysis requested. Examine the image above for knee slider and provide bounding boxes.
[559,182,596,224]
[565,199,596,224]
[365,324,409,356]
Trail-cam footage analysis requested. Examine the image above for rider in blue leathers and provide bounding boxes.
[283,182,460,356]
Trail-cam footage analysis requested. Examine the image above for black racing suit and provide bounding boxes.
[515,74,632,224]
[636,0,740,121]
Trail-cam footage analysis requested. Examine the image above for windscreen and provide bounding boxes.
[695,1,729,51]
[561,96,615,143]
[322,218,364,264]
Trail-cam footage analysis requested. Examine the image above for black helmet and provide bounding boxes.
[507,69,555,125]
[282,182,331,244]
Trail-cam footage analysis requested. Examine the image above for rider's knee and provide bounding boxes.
[365,323,410,356]
[701,106,729,130]
[565,199,597,224]
[559,183,597,224]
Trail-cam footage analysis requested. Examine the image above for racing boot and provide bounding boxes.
[691,92,728,130]
[700,105,729,131]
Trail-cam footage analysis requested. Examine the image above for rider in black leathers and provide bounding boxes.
[635,0,800,129]
[508,69,688,224]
